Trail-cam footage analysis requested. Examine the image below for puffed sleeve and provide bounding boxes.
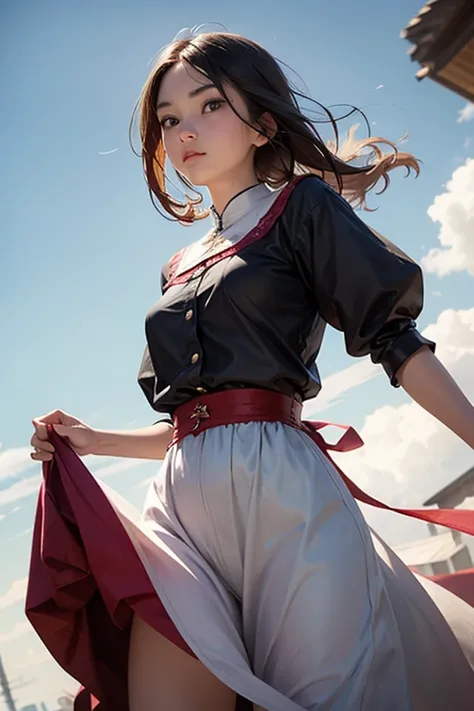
[293,179,435,385]
[137,346,174,425]
[137,259,174,426]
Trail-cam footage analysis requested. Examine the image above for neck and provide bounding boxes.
[207,165,260,216]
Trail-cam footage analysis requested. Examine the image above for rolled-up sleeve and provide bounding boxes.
[293,180,435,385]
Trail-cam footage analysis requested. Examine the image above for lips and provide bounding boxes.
[183,151,205,163]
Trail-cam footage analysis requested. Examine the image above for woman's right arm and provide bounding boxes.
[93,421,173,460]
[30,409,173,462]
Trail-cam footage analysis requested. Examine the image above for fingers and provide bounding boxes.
[52,424,72,437]
[30,449,54,462]
[35,409,78,426]
[32,418,49,442]
[31,409,80,462]
[30,431,55,461]
[30,433,55,452]
[32,409,72,442]
[31,410,66,459]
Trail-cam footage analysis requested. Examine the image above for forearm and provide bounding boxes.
[93,421,174,460]
[396,347,474,449]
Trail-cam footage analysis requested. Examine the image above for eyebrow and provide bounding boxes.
[156,83,217,111]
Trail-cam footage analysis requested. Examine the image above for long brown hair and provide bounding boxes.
[130,32,420,222]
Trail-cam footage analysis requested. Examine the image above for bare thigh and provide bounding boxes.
[128,614,237,711]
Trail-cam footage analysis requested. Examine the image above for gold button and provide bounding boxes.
[191,353,200,364]
[196,386,207,393]
[185,309,193,321]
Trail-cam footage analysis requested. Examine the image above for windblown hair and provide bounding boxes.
[130,32,420,222]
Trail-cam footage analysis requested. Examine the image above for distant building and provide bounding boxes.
[423,464,474,508]
[394,529,472,576]
[394,465,474,574]
[422,464,474,566]
[401,0,474,101]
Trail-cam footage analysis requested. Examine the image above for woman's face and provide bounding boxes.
[156,62,265,189]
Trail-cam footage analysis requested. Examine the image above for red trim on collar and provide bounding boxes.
[163,176,307,291]
[166,246,187,281]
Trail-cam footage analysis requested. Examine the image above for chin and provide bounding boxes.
[181,167,219,188]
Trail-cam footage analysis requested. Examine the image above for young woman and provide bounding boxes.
[30,31,474,711]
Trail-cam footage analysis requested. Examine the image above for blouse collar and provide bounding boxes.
[210,182,272,233]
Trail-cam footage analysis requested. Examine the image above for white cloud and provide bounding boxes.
[457,102,474,123]
[303,359,381,415]
[94,458,150,479]
[0,453,151,510]
[330,307,474,545]
[0,620,31,644]
[3,645,53,679]
[422,158,474,276]
[0,473,41,506]
[0,449,154,516]
[98,148,119,156]
[136,474,155,489]
[0,577,28,610]
[24,647,52,668]
[0,446,35,481]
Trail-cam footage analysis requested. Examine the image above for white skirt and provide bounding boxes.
[103,421,474,710]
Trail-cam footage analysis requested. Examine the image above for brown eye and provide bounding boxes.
[203,99,225,113]
[160,116,179,129]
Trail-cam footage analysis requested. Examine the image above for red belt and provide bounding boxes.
[171,388,474,536]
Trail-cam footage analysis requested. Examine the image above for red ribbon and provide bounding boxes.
[303,420,474,536]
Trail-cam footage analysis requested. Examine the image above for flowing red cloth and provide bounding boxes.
[25,391,474,710]
[25,427,192,711]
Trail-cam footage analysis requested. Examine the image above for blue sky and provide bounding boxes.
[1,0,474,707]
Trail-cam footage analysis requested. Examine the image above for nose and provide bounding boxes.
[178,121,197,142]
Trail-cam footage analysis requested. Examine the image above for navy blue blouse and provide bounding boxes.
[138,175,434,417]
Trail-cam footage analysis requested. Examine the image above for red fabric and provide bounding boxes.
[429,568,474,608]
[173,388,474,537]
[25,428,192,711]
[170,388,302,445]
[25,394,474,710]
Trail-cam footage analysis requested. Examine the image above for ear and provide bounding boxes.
[254,112,277,147]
